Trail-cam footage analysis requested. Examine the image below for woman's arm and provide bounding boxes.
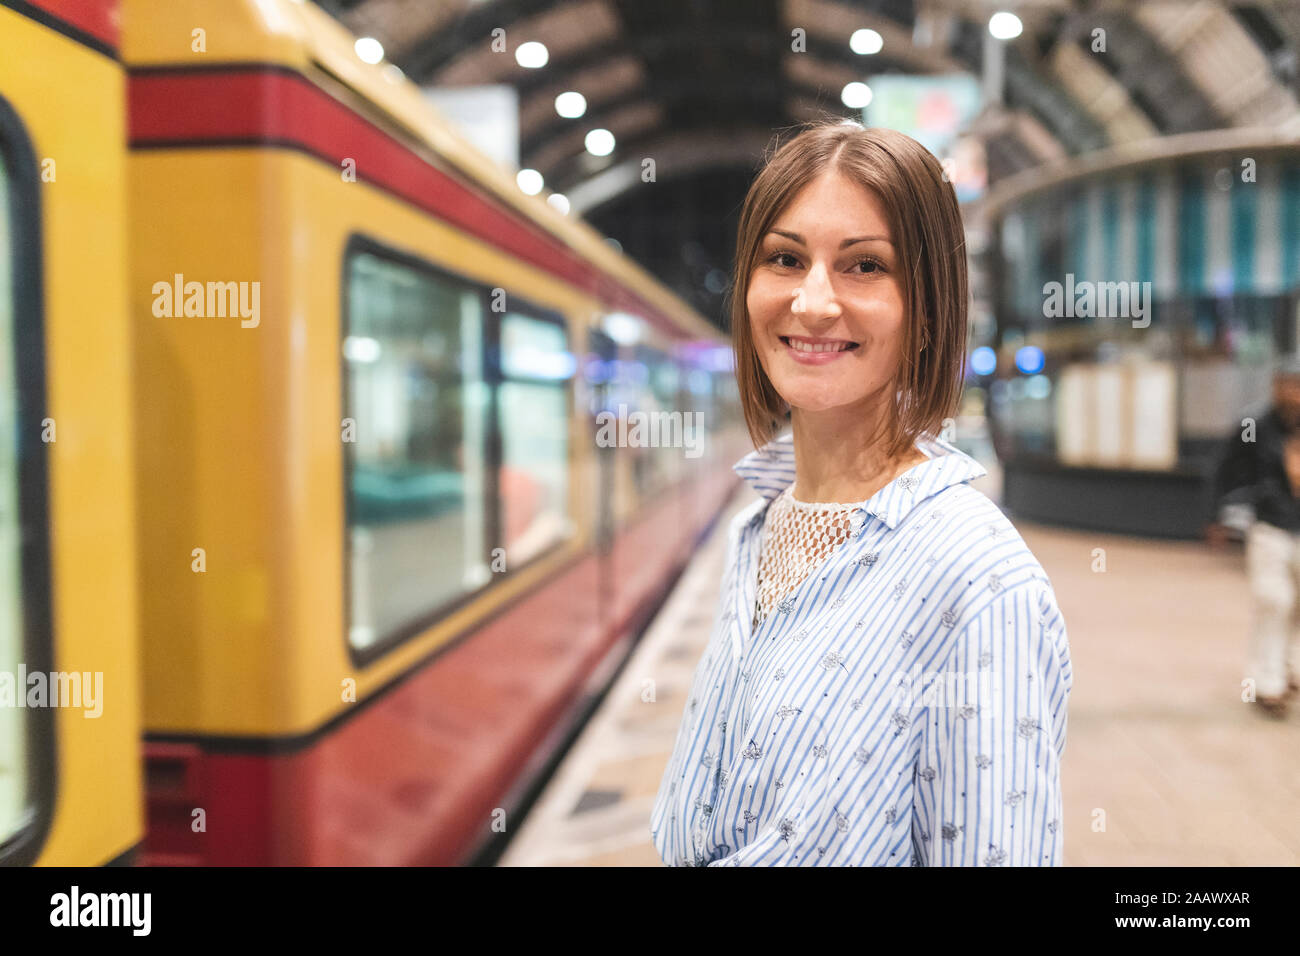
[651,500,764,865]
[912,579,1073,866]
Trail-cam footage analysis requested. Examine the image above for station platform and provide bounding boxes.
[500,478,1300,867]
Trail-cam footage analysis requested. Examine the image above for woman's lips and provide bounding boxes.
[780,334,859,365]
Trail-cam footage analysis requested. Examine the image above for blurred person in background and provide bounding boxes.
[1207,358,1300,717]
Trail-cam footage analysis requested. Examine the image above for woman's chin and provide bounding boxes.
[781,391,861,415]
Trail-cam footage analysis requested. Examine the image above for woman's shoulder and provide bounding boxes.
[906,480,1022,541]
[903,482,1055,600]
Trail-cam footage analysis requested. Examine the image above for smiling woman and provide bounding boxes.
[734,122,967,476]
[651,121,1073,867]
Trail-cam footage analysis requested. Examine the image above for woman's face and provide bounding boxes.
[746,169,909,419]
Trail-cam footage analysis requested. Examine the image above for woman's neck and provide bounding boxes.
[789,403,928,504]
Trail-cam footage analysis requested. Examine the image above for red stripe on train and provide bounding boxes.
[127,67,687,338]
[22,0,119,50]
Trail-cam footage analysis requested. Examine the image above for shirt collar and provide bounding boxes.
[731,429,988,531]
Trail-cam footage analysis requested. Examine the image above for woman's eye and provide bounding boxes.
[766,252,883,273]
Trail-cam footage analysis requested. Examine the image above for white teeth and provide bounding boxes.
[787,338,849,353]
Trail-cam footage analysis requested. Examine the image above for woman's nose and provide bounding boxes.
[792,260,841,319]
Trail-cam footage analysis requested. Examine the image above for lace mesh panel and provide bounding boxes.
[753,486,856,628]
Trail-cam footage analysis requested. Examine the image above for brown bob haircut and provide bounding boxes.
[729,120,969,457]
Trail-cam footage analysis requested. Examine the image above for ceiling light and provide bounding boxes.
[841,82,873,109]
[585,128,615,156]
[515,41,548,68]
[989,12,1023,40]
[849,29,883,55]
[354,37,384,64]
[516,169,544,195]
[555,91,587,118]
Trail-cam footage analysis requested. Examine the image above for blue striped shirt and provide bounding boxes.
[650,431,1072,866]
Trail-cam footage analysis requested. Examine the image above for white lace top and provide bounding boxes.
[752,485,857,628]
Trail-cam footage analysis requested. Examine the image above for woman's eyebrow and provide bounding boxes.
[768,228,893,248]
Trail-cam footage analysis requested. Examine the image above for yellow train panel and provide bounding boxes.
[0,7,142,865]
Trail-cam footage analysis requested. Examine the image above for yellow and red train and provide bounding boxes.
[0,0,741,865]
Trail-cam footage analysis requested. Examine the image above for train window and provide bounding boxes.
[343,250,490,653]
[0,145,22,848]
[498,313,572,565]
[651,354,680,407]
[628,346,674,497]
[0,99,51,865]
